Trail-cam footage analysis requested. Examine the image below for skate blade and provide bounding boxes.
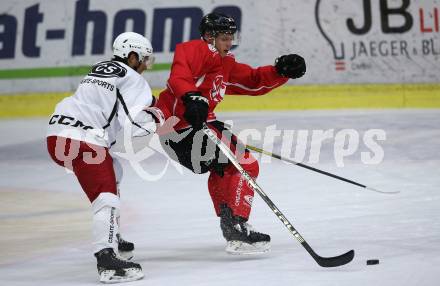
[99,268,144,284]
[225,241,271,255]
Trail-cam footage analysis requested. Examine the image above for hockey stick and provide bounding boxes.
[202,124,354,267]
[246,144,399,195]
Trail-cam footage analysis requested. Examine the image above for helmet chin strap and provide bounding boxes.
[125,52,145,73]
[202,33,215,43]
[134,61,144,74]
[204,35,218,48]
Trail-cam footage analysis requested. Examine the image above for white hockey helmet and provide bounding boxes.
[112,32,153,63]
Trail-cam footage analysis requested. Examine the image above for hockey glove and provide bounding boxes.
[182,91,209,130]
[275,54,306,79]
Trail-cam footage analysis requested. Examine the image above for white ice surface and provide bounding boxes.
[1,110,440,286]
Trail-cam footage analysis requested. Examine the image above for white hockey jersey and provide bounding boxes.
[47,60,155,147]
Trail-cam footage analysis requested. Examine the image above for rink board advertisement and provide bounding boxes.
[0,0,439,93]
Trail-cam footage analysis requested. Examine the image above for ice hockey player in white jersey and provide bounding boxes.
[46,32,163,283]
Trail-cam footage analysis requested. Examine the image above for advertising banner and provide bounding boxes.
[0,0,439,93]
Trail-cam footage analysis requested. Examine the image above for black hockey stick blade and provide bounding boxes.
[311,248,355,267]
[302,241,354,267]
[315,250,354,267]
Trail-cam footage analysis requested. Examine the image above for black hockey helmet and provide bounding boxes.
[199,12,237,38]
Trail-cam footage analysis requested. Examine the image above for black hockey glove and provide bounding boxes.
[182,91,209,130]
[275,54,306,79]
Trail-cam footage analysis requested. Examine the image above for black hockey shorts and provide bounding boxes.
[160,120,245,176]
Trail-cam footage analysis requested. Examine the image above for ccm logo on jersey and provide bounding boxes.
[49,114,93,130]
[88,61,127,78]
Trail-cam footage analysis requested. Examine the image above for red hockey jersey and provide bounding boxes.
[157,39,289,130]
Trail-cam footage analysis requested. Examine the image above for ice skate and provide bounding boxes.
[95,248,144,284]
[220,204,271,255]
[117,234,134,260]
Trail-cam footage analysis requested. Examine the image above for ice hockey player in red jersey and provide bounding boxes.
[46,32,164,283]
[157,12,306,254]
